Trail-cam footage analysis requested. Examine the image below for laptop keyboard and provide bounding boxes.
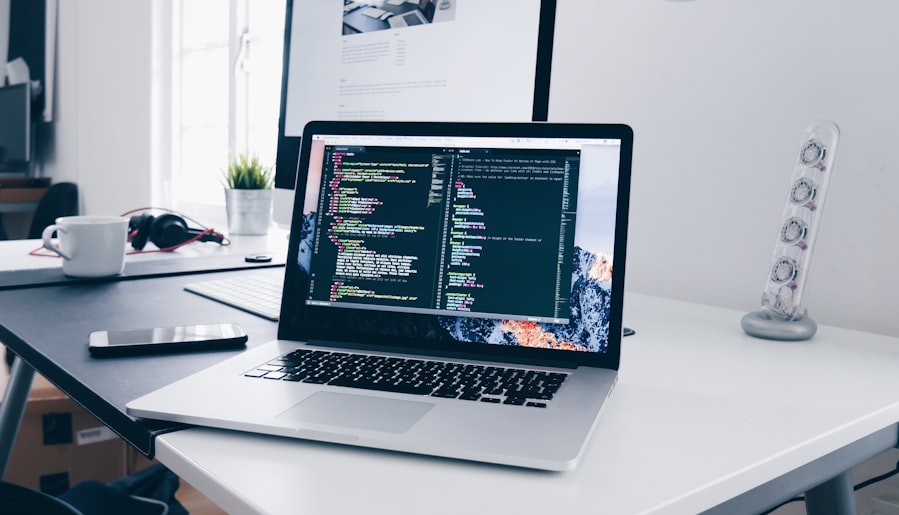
[183,274,283,321]
[245,348,568,408]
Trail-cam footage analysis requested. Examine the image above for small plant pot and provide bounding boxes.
[224,188,273,235]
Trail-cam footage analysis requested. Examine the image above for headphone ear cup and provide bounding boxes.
[128,214,155,250]
[149,214,193,249]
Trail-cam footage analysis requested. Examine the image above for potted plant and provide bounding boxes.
[222,151,275,235]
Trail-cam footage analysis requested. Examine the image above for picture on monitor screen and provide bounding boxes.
[272,0,557,225]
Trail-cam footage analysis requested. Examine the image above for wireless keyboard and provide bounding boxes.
[184,274,283,321]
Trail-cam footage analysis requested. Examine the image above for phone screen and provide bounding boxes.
[89,323,247,356]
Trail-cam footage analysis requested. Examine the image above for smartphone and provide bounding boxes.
[88,323,248,357]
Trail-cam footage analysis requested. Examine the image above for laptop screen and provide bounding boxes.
[281,122,632,369]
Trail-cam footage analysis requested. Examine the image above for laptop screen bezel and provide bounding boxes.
[279,121,632,370]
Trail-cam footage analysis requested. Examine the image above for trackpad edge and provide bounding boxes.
[277,392,434,433]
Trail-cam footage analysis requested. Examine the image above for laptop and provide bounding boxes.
[387,9,428,28]
[127,120,634,471]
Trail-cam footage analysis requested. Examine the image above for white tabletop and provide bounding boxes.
[154,294,899,514]
[1,228,290,272]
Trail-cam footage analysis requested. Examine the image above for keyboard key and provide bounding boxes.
[329,376,434,395]
[246,349,569,406]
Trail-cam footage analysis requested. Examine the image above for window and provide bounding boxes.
[171,0,285,208]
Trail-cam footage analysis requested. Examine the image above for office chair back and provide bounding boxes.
[28,182,79,239]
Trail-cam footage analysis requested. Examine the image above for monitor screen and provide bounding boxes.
[272,0,557,225]
[0,83,30,171]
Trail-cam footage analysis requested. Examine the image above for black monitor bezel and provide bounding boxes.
[278,120,632,371]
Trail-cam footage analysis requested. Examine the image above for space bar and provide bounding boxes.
[328,377,433,395]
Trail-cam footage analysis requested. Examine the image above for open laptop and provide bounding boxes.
[127,120,633,471]
[387,9,429,28]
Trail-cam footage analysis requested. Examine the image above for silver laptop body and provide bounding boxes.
[128,121,634,471]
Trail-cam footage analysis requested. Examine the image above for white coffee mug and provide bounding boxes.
[42,216,129,277]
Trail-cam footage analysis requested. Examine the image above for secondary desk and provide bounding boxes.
[2,242,899,513]
[0,228,289,273]
[0,233,288,456]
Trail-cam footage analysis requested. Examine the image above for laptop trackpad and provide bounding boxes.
[277,392,434,433]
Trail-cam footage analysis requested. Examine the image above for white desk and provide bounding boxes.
[154,294,899,514]
[0,229,289,272]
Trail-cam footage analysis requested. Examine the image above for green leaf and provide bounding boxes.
[223,151,274,189]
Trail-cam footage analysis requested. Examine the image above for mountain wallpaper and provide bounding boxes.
[437,247,612,353]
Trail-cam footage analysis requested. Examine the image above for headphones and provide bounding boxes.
[128,212,225,251]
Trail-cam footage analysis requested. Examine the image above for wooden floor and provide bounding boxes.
[176,480,228,514]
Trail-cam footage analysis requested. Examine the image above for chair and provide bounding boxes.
[28,182,79,239]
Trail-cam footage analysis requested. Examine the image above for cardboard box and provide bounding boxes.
[2,358,129,496]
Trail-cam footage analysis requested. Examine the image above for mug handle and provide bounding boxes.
[42,224,72,260]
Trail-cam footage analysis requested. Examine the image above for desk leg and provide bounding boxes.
[805,471,855,515]
[0,356,35,479]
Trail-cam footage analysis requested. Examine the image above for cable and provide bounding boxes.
[29,245,60,257]
[760,460,899,514]
[127,227,226,254]
[122,206,231,253]
[28,207,231,257]
[855,460,899,491]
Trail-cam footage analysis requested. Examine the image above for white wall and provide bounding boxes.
[41,0,154,216]
[38,1,899,340]
[550,0,899,337]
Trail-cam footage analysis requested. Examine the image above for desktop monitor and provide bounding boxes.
[0,83,30,171]
[272,0,557,226]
